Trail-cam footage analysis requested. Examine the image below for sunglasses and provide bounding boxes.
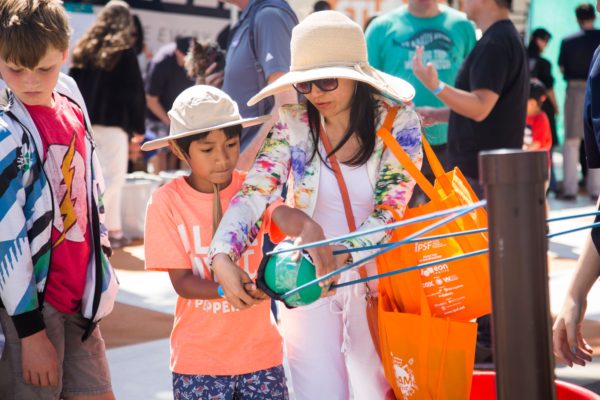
[292,78,339,94]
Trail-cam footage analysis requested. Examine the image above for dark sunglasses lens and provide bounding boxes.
[316,78,338,91]
[294,82,312,94]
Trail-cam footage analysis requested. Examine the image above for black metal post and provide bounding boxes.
[479,149,555,400]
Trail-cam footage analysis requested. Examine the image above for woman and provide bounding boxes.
[209,11,422,399]
[70,0,146,248]
[528,27,559,193]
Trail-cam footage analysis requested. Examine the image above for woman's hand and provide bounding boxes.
[211,253,263,310]
[552,295,593,367]
[292,218,339,291]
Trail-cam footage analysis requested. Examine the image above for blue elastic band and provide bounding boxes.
[332,227,488,255]
[280,202,482,299]
[547,210,600,223]
[548,221,600,239]
[331,249,489,290]
[269,200,486,257]
[217,285,225,297]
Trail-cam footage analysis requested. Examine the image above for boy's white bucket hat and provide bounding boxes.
[142,85,270,151]
[247,10,415,106]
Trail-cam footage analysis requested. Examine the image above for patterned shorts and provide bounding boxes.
[173,365,288,400]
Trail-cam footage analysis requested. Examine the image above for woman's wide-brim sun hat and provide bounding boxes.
[247,10,415,107]
[141,85,271,151]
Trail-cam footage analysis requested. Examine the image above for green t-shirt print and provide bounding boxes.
[366,6,476,145]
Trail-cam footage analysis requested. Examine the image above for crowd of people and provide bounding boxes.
[1,0,600,399]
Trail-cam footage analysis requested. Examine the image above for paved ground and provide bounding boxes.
[101,191,600,399]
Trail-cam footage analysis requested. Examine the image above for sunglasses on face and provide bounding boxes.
[292,78,339,94]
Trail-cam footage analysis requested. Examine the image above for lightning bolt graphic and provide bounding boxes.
[54,133,78,248]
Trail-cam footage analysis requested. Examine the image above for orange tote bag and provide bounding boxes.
[376,130,491,322]
[379,287,477,400]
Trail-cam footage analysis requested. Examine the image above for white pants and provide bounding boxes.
[92,125,128,232]
[279,271,389,400]
[563,137,600,196]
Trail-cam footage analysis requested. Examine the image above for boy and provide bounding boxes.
[0,1,118,399]
[524,78,553,173]
[142,85,288,399]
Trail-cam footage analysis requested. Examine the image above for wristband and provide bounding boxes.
[217,285,225,297]
[432,81,446,95]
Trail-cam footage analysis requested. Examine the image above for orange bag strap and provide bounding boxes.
[379,104,399,153]
[377,125,440,201]
[421,133,445,178]
[421,134,456,194]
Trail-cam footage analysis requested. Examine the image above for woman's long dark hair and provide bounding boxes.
[527,28,551,58]
[307,81,379,167]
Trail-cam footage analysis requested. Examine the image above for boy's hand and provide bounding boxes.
[212,253,262,310]
[21,330,58,387]
[243,282,268,300]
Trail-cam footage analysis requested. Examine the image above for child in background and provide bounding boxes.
[0,0,118,398]
[142,85,288,399]
[525,78,553,172]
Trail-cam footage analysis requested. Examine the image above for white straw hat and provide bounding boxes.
[142,85,270,151]
[247,11,415,106]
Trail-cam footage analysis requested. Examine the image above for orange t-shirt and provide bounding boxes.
[144,171,283,375]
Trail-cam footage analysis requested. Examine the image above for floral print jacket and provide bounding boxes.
[209,95,423,264]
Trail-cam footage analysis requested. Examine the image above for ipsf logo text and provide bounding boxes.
[415,241,435,252]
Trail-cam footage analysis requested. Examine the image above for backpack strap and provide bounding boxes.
[247,0,298,116]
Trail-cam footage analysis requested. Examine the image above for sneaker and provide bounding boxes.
[109,235,131,249]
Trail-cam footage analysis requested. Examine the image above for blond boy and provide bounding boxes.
[0,1,117,398]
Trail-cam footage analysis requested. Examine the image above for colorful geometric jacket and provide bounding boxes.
[0,74,119,339]
[209,95,423,265]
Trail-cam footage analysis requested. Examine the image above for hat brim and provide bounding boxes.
[247,65,415,106]
[141,114,272,151]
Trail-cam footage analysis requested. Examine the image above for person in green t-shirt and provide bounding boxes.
[365,0,475,181]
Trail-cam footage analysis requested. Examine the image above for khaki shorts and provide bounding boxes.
[564,80,586,140]
[0,303,112,399]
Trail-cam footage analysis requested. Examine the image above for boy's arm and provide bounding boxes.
[168,269,220,299]
[144,190,249,302]
[0,122,45,337]
[0,121,59,386]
